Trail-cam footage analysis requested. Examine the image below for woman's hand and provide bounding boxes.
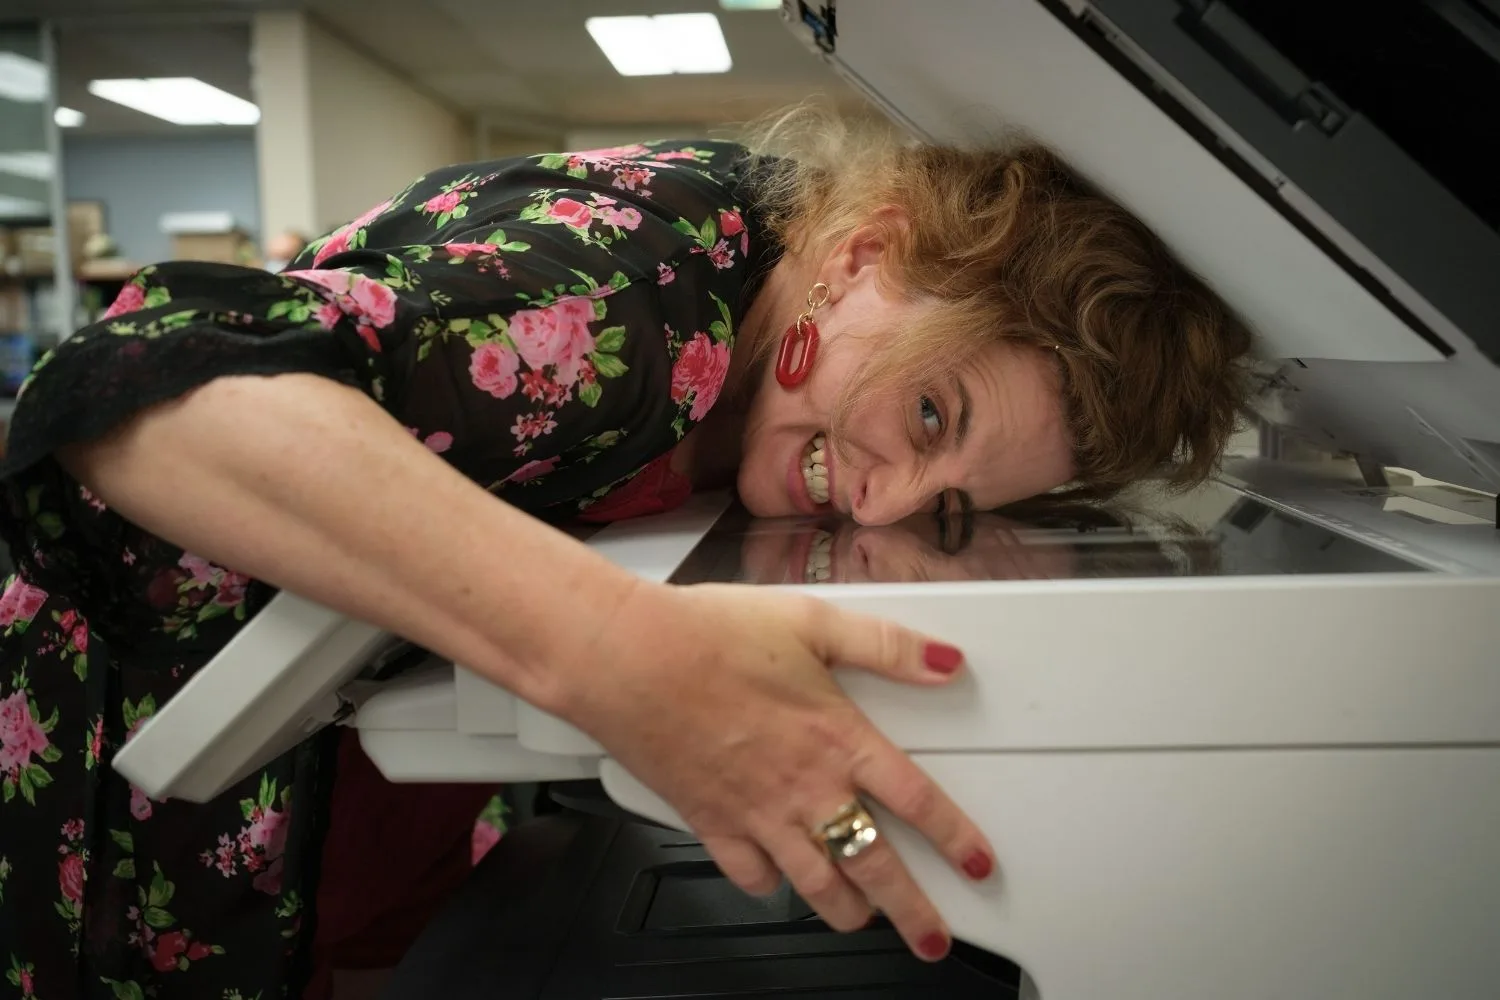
[552,580,995,962]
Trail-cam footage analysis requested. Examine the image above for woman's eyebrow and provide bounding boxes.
[954,378,973,448]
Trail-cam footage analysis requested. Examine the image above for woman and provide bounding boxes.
[0,109,1252,998]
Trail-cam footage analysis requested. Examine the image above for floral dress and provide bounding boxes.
[0,140,774,1000]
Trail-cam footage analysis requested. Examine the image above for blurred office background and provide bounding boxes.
[0,0,863,445]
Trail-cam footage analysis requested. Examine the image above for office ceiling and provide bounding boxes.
[39,0,860,137]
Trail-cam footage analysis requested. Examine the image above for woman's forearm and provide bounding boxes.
[57,373,640,711]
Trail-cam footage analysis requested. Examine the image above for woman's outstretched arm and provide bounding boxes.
[60,371,630,712]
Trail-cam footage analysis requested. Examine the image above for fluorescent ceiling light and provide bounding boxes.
[0,151,53,181]
[586,14,732,76]
[719,0,782,9]
[0,52,47,103]
[54,106,85,128]
[87,77,260,126]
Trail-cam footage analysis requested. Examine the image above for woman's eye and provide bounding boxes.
[919,395,942,437]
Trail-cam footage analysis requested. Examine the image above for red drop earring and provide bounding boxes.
[775,282,830,388]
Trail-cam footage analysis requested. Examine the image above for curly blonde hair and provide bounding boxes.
[740,106,1256,500]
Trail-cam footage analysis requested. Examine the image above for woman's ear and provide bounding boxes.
[821,205,911,302]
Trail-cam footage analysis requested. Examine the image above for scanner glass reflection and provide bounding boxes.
[669,481,1427,585]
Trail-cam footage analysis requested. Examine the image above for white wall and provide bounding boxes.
[305,18,471,232]
[252,11,316,241]
[252,11,473,238]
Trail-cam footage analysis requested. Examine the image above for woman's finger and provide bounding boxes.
[830,818,952,962]
[853,731,997,885]
[701,834,782,897]
[766,830,873,933]
[798,597,966,685]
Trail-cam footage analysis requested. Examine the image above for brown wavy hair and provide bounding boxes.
[740,105,1256,500]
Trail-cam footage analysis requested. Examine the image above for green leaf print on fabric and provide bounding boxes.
[100,979,146,1000]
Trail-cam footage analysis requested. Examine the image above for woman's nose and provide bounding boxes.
[851,471,926,527]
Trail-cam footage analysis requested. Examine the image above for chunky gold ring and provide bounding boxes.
[814,800,881,861]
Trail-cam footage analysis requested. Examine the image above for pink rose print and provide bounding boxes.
[0,578,49,628]
[79,486,108,512]
[187,942,213,961]
[214,571,250,607]
[348,275,397,327]
[444,242,500,259]
[252,855,285,895]
[101,282,146,320]
[424,190,463,215]
[572,143,649,161]
[472,820,502,865]
[705,238,734,270]
[423,431,453,454]
[508,298,597,386]
[130,785,154,820]
[18,967,33,996]
[657,263,676,285]
[719,209,745,237]
[315,301,343,330]
[652,149,700,162]
[152,930,189,972]
[284,269,397,352]
[520,371,572,407]
[175,553,251,612]
[600,206,643,231]
[671,332,732,421]
[469,342,521,399]
[312,198,392,265]
[59,851,84,903]
[505,456,560,484]
[511,412,558,442]
[70,624,88,654]
[612,166,655,192]
[284,268,351,296]
[178,553,219,586]
[0,690,50,777]
[548,197,594,230]
[312,229,352,266]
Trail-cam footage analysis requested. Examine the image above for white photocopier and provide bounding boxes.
[114,2,1500,998]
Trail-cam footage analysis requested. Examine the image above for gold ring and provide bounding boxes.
[815,800,880,861]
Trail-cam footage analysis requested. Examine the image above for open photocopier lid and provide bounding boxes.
[112,0,1500,803]
[789,0,1500,494]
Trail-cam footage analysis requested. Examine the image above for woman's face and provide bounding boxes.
[736,514,1083,585]
[736,229,1077,523]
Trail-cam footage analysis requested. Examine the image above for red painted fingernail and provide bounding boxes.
[963,851,994,881]
[919,932,951,961]
[923,642,964,674]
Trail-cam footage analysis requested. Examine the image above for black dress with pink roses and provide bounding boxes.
[0,140,775,1000]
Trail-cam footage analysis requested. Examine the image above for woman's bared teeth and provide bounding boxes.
[802,434,829,505]
[805,529,833,582]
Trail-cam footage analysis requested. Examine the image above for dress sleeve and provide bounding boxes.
[1,150,758,514]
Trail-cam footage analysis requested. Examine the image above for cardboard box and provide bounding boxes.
[171,230,254,265]
[0,284,26,333]
[15,228,55,275]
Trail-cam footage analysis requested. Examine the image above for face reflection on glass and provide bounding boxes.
[736,513,1083,585]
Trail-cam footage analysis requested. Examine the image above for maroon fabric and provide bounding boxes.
[306,730,498,997]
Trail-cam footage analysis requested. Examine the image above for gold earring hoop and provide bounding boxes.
[806,282,830,312]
